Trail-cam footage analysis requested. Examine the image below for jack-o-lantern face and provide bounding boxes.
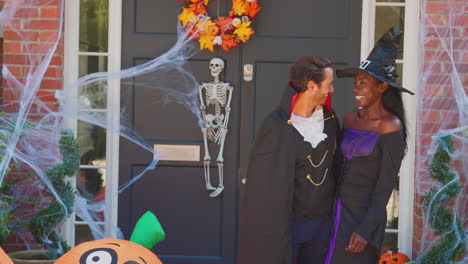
[379,249,410,264]
[55,238,163,264]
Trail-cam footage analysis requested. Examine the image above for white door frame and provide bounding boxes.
[62,0,122,244]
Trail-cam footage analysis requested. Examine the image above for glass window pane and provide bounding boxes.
[79,55,108,76]
[395,62,403,86]
[77,168,106,200]
[381,232,398,254]
[375,6,405,59]
[78,120,106,165]
[79,56,107,109]
[79,0,109,52]
[386,189,399,229]
[75,224,104,245]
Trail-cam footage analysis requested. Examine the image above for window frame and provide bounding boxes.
[62,0,122,245]
[361,0,420,258]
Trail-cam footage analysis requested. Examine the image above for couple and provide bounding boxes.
[237,27,414,264]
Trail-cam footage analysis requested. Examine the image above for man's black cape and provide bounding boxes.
[237,87,341,264]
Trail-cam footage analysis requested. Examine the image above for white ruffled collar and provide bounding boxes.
[290,106,327,148]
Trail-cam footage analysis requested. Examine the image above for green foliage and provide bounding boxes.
[418,135,465,263]
[29,129,80,260]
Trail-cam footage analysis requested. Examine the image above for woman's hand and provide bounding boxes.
[345,232,368,253]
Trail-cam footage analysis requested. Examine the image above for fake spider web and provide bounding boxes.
[412,0,467,263]
[0,0,203,255]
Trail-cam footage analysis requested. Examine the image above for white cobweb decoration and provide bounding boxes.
[412,0,467,263]
[0,0,204,257]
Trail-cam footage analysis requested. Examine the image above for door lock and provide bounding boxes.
[243,64,253,81]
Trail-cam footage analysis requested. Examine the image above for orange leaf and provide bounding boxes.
[247,1,262,19]
[216,16,234,32]
[188,2,208,14]
[199,34,215,51]
[201,20,219,36]
[178,8,197,26]
[220,33,238,51]
[232,0,248,16]
[234,21,254,42]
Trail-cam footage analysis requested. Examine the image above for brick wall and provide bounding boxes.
[413,0,466,259]
[2,0,63,116]
[1,0,64,252]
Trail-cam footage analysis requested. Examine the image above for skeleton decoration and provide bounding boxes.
[198,58,233,197]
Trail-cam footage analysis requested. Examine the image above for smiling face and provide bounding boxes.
[353,73,388,109]
[54,238,163,264]
[306,67,334,106]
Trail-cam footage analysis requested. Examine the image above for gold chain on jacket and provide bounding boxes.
[305,150,329,186]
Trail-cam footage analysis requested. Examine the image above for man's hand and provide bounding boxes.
[345,232,368,253]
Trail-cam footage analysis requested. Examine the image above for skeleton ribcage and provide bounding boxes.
[205,84,227,107]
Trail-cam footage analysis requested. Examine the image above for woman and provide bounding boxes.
[326,27,414,264]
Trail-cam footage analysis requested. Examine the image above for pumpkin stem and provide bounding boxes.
[130,211,166,249]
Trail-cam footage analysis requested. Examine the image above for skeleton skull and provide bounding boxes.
[210,58,225,78]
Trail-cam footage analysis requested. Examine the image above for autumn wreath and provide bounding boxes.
[177,0,262,52]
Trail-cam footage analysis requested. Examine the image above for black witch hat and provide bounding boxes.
[336,26,414,95]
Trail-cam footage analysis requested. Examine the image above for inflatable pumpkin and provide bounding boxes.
[54,238,162,264]
[0,247,14,264]
[379,248,410,264]
[56,211,165,264]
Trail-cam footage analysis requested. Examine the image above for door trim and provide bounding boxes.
[62,0,122,244]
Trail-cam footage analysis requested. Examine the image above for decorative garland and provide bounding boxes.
[411,134,465,264]
[178,0,262,52]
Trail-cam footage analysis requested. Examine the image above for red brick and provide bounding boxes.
[426,74,450,85]
[36,90,57,102]
[453,15,468,26]
[22,42,56,54]
[426,2,450,14]
[5,66,22,76]
[423,97,457,111]
[424,49,452,62]
[454,63,468,73]
[4,30,40,41]
[48,55,63,66]
[423,62,442,73]
[2,89,20,101]
[39,30,59,42]
[453,39,466,48]
[4,42,21,53]
[2,19,22,31]
[427,27,461,39]
[23,19,60,30]
[421,110,440,122]
[15,7,39,18]
[40,7,59,18]
[40,79,62,90]
[3,54,28,64]
[43,67,63,78]
[440,110,460,123]
[426,14,447,26]
[423,39,442,49]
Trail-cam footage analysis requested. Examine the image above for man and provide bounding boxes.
[237,56,341,264]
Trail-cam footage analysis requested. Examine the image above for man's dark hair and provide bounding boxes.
[289,56,332,93]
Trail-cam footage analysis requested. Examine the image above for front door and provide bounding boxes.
[119,1,361,264]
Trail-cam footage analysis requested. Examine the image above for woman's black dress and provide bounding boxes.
[327,128,405,264]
